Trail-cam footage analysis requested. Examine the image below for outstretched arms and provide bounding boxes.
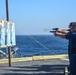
[53,29,69,38]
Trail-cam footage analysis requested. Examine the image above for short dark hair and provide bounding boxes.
[69,22,76,28]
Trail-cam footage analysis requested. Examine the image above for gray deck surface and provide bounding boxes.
[0,59,69,75]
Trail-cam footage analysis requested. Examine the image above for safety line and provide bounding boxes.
[16,25,56,55]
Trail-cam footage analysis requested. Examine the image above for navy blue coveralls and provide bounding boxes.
[65,31,76,75]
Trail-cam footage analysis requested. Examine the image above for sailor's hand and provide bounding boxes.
[57,29,62,32]
[54,31,59,36]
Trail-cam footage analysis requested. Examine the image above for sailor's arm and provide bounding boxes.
[54,31,66,38]
[57,29,69,34]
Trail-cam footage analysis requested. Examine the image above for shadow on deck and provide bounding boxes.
[0,59,69,75]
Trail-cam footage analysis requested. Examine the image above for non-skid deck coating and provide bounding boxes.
[0,58,69,75]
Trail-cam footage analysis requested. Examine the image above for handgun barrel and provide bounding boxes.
[50,31,56,33]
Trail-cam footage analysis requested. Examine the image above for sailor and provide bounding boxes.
[54,22,76,75]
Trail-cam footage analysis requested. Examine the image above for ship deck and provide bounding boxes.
[0,58,69,75]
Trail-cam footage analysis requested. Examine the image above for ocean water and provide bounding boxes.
[1,35,68,58]
[15,35,68,57]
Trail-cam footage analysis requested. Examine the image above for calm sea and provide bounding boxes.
[15,35,68,57]
[2,35,68,57]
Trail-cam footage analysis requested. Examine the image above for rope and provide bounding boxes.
[16,25,56,55]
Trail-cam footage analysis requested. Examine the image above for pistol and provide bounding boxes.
[50,28,59,33]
